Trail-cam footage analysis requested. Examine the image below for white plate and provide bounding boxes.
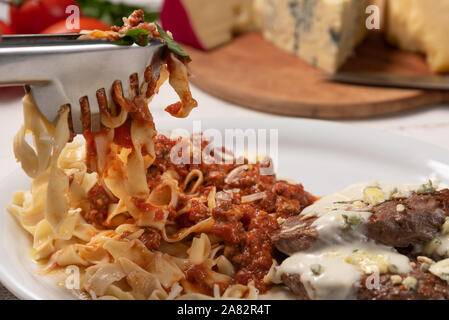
[1,117,448,300]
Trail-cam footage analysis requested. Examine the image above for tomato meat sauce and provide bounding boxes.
[83,133,315,294]
[149,134,316,294]
[85,183,117,227]
[113,119,133,148]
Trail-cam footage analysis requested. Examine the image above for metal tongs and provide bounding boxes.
[0,34,167,133]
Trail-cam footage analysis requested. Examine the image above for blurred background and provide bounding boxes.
[0,0,162,34]
[2,0,446,119]
[0,0,448,151]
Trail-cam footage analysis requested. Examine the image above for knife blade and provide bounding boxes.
[324,72,449,90]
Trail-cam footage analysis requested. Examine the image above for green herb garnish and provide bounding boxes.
[156,24,191,62]
[388,264,399,273]
[389,187,400,199]
[115,28,151,47]
[420,263,430,272]
[342,214,364,228]
[310,264,323,276]
[417,180,436,195]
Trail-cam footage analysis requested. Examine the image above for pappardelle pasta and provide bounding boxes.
[7,10,315,300]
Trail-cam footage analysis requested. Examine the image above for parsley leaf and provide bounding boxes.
[115,28,150,47]
[156,24,191,62]
[114,25,192,63]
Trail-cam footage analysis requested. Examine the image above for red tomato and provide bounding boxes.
[0,21,16,35]
[40,17,110,34]
[10,0,78,34]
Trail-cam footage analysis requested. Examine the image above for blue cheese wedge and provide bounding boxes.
[254,0,369,72]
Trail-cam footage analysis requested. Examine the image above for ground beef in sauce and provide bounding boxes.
[148,135,316,293]
[184,264,213,296]
[233,208,279,292]
[138,228,161,251]
[175,199,211,227]
[86,184,117,227]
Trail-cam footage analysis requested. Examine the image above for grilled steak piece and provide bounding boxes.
[276,189,449,300]
[273,190,449,255]
[356,262,449,300]
[272,215,318,255]
[281,273,310,300]
[282,262,449,300]
[366,190,449,247]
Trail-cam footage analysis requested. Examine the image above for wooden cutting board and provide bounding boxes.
[185,32,449,119]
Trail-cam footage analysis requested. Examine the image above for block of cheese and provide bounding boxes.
[386,0,449,73]
[254,0,369,72]
[160,0,256,51]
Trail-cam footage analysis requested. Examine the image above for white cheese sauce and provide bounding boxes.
[278,243,411,300]
[276,180,439,300]
[418,233,449,258]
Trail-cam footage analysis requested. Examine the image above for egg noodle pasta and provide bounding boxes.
[7,10,316,300]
